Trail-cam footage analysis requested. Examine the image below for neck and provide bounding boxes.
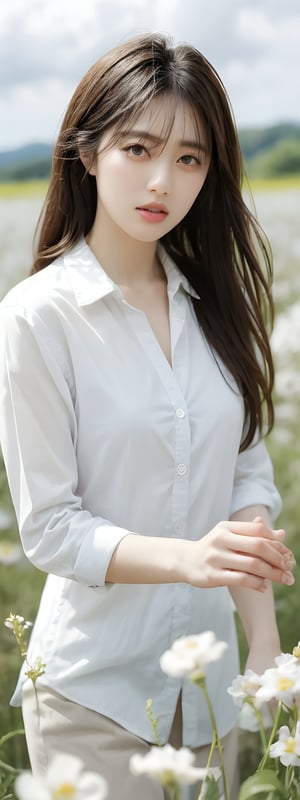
[86,207,162,287]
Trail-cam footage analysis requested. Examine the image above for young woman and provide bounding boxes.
[0,32,295,800]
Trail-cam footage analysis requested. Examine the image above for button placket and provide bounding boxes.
[124,289,191,540]
[172,390,190,540]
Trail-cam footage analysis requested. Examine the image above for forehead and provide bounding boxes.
[125,96,207,143]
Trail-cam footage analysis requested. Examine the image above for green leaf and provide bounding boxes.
[200,776,220,800]
[238,769,287,800]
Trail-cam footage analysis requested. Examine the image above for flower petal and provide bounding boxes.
[78,772,108,799]
[46,753,83,788]
[15,772,50,800]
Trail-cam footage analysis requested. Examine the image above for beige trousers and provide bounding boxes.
[22,682,239,800]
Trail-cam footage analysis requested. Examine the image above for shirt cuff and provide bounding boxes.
[73,523,133,588]
[230,484,282,523]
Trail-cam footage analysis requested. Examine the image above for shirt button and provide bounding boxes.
[176,463,187,476]
[175,521,184,533]
[175,408,185,418]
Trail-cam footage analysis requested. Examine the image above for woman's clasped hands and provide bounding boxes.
[185,516,295,592]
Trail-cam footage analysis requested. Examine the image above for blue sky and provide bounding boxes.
[0,0,299,150]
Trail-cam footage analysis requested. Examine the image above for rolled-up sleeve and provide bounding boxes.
[230,431,282,522]
[0,306,130,587]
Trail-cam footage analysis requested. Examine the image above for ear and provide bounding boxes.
[79,149,97,176]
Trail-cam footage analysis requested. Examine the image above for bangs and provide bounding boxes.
[100,91,210,154]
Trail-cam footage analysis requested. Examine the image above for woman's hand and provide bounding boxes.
[182,518,295,592]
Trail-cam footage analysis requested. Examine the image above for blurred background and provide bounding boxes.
[0,0,299,790]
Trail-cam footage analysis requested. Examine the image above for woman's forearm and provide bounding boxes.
[106,510,295,593]
[105,533,188,584]
[229,505,285,653]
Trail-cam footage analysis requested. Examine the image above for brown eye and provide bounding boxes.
[124,145,147,157]
[178,154,200,165]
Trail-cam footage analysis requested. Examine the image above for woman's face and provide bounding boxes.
[89,98,210,244]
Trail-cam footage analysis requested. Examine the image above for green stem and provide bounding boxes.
[284,764,292,792]
[164,783,180,800]
[257,700,282,772]
[244,699,268,752]
[290,701,299,734]
[199,681,230,800]
[0,729,25,748]
[205,730,217,769]
[146,698,162,747]
[0,758,21,775]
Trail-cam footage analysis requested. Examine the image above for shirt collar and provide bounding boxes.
[63,238,199,307]
[63,239,120,306]
[157,245,200,300]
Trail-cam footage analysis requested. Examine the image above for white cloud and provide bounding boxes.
[0,79,73,147]
[236,8,274,45]
[0,0,299,149]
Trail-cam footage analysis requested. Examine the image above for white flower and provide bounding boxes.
[255,661,300,707]
[14,753,108,800]
[293,643,300,660]
[4,613,32,630]
[0,540,23,564]
[129,744,221,786]
[160,632,227,680]
[227,669,262,708]
[275,652,298,668]
[269,721,300,767]
[238,701,273,733]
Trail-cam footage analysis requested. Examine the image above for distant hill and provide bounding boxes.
[0,123,300,181]
[0,142,53,168]
[239,122,300,178]
[239,123,300,157]
[0,143,53,181]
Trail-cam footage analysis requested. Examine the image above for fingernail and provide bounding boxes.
[285,558,296,570]
[283,572,295,585]
[283,554,296,569]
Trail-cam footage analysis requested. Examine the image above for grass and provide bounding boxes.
[0,180,48,199]
[247,174,300,192]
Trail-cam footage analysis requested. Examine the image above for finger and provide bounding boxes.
[222,569,268,593]
[228,519,285,542]
[224,552,295,585]
[253,516,286,542]
[273,530,286,539]
[226,533,295,570]
[219,544,293,578]
[246,546,295,573]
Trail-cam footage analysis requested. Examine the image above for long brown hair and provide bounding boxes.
[32,32,274,450]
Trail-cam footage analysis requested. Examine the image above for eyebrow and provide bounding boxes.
[118,130,209,153]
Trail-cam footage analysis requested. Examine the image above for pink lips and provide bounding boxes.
[136,203,168,223]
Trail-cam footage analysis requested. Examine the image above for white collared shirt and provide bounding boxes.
[0,239,281,746]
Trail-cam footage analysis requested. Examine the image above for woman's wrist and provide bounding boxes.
[171,538,196,584]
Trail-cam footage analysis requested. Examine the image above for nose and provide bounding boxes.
[146,160,171,196]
